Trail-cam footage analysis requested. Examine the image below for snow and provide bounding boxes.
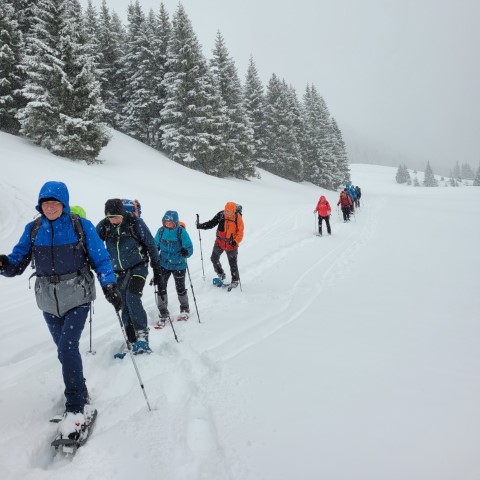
[1,130,479,480]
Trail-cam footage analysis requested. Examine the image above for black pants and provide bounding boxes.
[318,215,331,234]
[159,266,186,297]
[341,207,350,221]
[211,244,239,282]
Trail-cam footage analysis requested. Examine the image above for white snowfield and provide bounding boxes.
[0,131,479,480]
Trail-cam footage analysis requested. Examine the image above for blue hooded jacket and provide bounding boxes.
[2,181,115,286]
[154,211,193,271]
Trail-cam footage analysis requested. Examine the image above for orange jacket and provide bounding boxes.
[314,196,331,217]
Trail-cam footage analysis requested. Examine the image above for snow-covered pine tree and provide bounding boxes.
[161,4,226,176]
[473,164,480,186]
[413,176,420,187]
[120,2,163,146]
[210,31,255,179]
[96,1,126,128]
[423,162,438,187]
[18,0,109,162]
[8,0,39,36]
[0,1,25,133]
[244,55,267,167]
[395,164,409,184]
[461,163,474,180]
[301,84,338,188]
[452,161,461,180]
[263,74,302,181]
[330,117,350,188]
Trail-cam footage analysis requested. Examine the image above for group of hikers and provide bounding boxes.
[0,181,244,442]
[314,182,362,234]
[0,179,358,442]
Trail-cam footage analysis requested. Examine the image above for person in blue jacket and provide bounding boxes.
[154,211,193,324]
[96,199,162,354]
[0,181,121,441]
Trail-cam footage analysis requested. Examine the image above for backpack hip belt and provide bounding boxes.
[37,265,90,284]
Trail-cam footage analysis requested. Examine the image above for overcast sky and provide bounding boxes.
[81,0,480,174]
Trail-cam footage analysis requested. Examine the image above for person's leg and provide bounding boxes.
[325,215,331,234]
[125,265,148,332]
[226,249,239,282]
[173,269,189,312]
[157,266,171,317]
[210,244,225,278]
[45,304,89,413]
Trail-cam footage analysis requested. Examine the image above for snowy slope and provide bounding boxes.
[1,131,479,480]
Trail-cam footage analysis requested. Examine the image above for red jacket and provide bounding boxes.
[314,196,331,217]
[337,192,352,208]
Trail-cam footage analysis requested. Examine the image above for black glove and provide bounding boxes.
[103,283,122,311]
[153,269,162,286]
[180,247,188,257]
[229,238,237,247]
[0,254,9,268]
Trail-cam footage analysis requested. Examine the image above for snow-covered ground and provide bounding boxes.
[1,131,479,480]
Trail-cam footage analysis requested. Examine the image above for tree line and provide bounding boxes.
[0,0,350,189]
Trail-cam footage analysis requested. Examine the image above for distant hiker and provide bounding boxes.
[313,195,332,236]
[96,199,161,354]
[70,205,87,218]
[196,202,244,288]
[345,182,356,213]
[338,190,353,222]
[0,181,119,441]
[153,211,193,324]
[354,186,362,208]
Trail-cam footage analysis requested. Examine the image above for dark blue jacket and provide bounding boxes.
[96,213,160,273]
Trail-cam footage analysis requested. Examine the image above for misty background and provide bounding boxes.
[81,0,480,176]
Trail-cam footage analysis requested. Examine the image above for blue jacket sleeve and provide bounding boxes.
[82,218,116,286]
[1,223,35,277]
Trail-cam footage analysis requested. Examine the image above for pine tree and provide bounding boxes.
[210,31,255,179]
[473,164,480,186]
[413,176,420,187]
[161,3,226,176]
[461,162,474,180]
[423,162,438,187]
[263,74,302,181]
[121,2,163,146]
[96,1,126,128]
[244,55,267,166]
[18,0,109,162]
[0,1,25,133]
[395,164,410,184]
[452,161,461,180]
[330,117,350,187]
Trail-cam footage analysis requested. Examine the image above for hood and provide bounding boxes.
[224,202,236,221]
[36,181,70,214]
[319,196,326,203]
[162,210,179,226]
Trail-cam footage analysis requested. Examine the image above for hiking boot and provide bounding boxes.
[217,272,226,281]
[59,411,85,441]
[132,340,150,354]
[230,280,239,288]
[137,328,149,343]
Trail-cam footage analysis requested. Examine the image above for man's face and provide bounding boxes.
[41,201,63,221]
[107,215,123,225]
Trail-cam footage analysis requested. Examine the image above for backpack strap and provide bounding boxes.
[158,225,183,247]
[30,213,91,270]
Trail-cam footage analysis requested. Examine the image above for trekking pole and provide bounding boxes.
[114,309,152,412]
[185,262,201,323]
[87,303,96,355]
[154,286,179,343]
[196,214,205,281]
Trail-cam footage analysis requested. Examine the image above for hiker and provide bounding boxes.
[196,202,244,288]
[345,182,356,213]
[337,190,353,222]
[96,199,161,354]
[153,211,193,324]
[0,181,120,440]
[313,195,332,235]
[354,186,362,208]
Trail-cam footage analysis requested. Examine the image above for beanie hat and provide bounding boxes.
[105,199,126,217]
